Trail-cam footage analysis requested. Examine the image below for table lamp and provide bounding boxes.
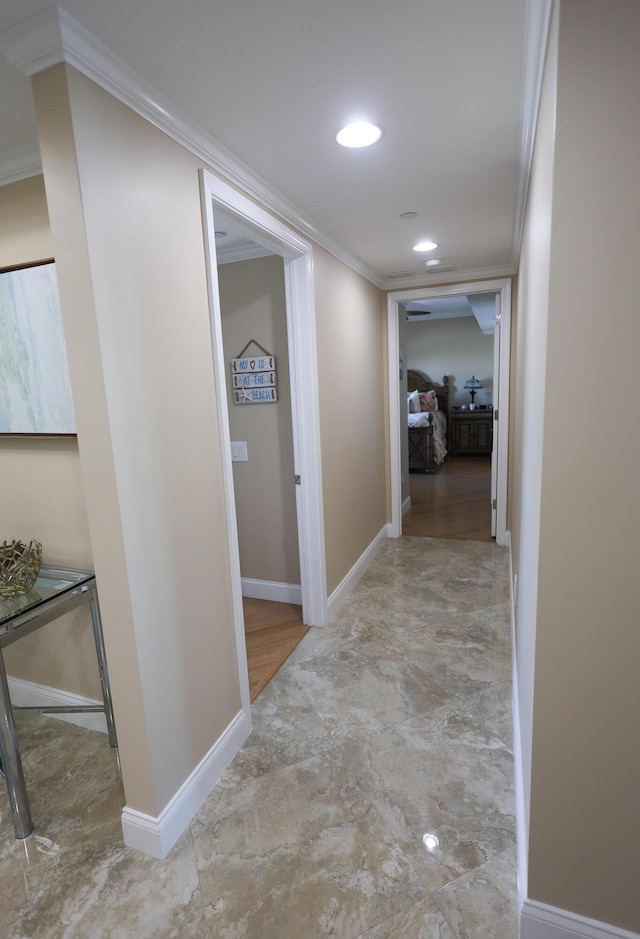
[464,376,483,410]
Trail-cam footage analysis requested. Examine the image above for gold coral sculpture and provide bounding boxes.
[0,540,43,599]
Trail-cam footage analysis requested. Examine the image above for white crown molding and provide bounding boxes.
[0,6,382,289]
[511,0,554,271]
[381,263,515,292]
[0,7,67,76]
[215,241,275,265]
[0,144,42,186]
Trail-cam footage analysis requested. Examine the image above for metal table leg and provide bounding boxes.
[0,651,33,839]
[87,588,118,749]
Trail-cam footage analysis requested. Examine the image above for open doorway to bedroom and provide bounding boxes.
[403,293,495,542]
[387,278,511,547]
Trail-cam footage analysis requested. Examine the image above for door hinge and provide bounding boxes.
[492,499,497,510]
[494,409,498,421]
[294,475,301,485]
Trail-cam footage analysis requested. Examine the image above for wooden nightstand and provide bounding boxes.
[450,408,493,455]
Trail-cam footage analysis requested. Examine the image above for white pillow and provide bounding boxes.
[407,389,421,413]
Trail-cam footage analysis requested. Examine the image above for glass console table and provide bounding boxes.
[0,566,117,840]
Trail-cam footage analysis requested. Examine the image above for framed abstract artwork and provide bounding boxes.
[0,260,76,435]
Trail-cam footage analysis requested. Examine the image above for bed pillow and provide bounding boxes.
[419,390,439,412]
[407,389,421,413]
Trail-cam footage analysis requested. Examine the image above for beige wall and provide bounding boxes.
[32,64,242,815]
[514,1,640,930]
[314,248,386,594]
[0,177,102,699]
[218,255,300,586]
[406,316,494,408]
[0,175,52,267]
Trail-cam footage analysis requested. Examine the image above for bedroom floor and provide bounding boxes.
[404,455,493,541]
[0,536,516,938]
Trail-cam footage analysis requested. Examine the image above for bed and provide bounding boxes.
[406,370,449,473]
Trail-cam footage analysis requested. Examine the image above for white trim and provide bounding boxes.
[521,900,640,939]
[381,263,515,292]
[241,579,302,605]
[216,242,274,265]
[0,145,42,186]
[121,708,250,859]
[508,530,529,914]
[327,525,388,621]
[283,251,328,627]
[387,278,512,546]
[7,675,107,735]
[402,495,412,517]
[199,170,328,630]
[199,173,253,719]
[0,7,380,289]
[512,0,554,271]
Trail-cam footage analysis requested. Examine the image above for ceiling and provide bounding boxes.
[406,293,497,334]
[0,0,545,289]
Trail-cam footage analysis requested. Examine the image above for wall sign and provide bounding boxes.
[232,371,276,389]
[233,387,278,404]
[231,342,278,404]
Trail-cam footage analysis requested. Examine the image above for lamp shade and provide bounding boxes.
[464,376,483,390]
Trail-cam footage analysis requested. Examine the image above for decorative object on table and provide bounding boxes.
[0,261,76,435]
[0,540,43,599]
[464,376,483,410]
[231,339,278,404]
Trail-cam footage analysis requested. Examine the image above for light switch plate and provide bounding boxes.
[230,441,248,462]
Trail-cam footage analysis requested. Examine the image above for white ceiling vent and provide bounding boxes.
[386,270,414,279]
[427,266,454,274]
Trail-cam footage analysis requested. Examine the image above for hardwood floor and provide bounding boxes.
[403,454,493,541]
[243,597,308,701]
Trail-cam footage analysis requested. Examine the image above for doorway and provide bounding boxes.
[215,229,308,698]
[387,279,512,546]
[199,170,328,713]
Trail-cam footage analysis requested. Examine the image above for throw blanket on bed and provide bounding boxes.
[408,411,448,464]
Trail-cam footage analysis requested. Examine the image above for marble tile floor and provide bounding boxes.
[0,537,517,938]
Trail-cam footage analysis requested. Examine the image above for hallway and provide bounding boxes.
[0,536,515,937]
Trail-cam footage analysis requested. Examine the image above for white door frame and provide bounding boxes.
[387,278,512,546]
[199,170,328,710]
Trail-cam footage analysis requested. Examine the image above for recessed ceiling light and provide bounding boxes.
[413,241,439,252]
[400,212,417,220]
[336,122,383,148]
[425,258,442,267]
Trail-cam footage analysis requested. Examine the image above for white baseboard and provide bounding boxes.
[402,495,411,516]
[8,675,108,734]
[121,706,251,859]
[327,524,388,621]
[241,578,302,605]
[521,899,640,939]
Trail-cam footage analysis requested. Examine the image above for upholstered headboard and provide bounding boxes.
[407,370,449,417]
